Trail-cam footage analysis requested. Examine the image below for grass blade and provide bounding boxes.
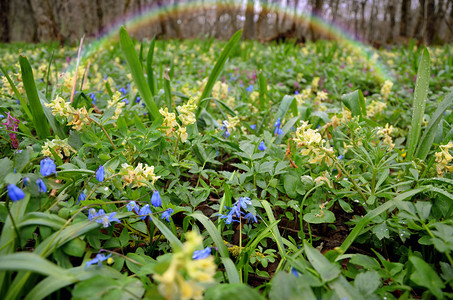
[19,55,50,139]
[406,48,430,161]
[221,257,241,284]
[258,71,268,110]
[260,200,285,256]
[146,37,157,96]
[150,215,183,249]
[196,30,242,118]
[119,26,160,120]
[189,212,229,258]
[415,92,453,160]
[0,65,33,121]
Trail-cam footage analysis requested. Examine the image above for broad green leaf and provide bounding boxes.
[19,55,50,139]
[409,256,445,299]
[341,90,366,117]
[303,241,341,282]
[204,283,264,300]
[189,212,229,258]
[269,272,316,300]
[196,30,242,118]
[406,48,430,161]
[119,26,160,120]
[416,92,453,160]
[354,270,381,295]
[303,209,335,224]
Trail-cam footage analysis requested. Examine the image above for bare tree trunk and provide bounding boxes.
[243,0,255,39]
[387,0,396,43]
[0,0,10,42]
[425,0,436,43]
[368,0,377,43]
[360,0,366,39]
[331,0,340,23]
[400,0,410,37]
[413,0,425,40]
[257,0,269,39]
[309,0,323,40]
[29,0,61,42]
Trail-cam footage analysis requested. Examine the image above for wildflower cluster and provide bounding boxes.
[218,197,258,224]
[154,231,216,300]
[45,96,91,130]
[120,163,160,188]
[380,80,393,100]
[126,192,173,222]
[1,112,20,149]
[329,109,352,128]
[377,123,395,150]
[88,208,121,228]
[220,115,240,139]
[435,142,453,177]
[159,98,197,143]
[367,99,387,118]
[107,91,126,120]
[293,121,334,166]
[41,137,76,159]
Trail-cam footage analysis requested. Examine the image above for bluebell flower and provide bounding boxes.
[274,118,283,135]
[85,253,111,269]
[96,165,104,182]
[238,197,252,210]
[78,192,87,202]
[119,87,127,95]
[258,141,267,151]
[338,155,344,160]
[88,93,96,104]
[151,190,162,207]
[219,211,236,224]
[250,124,256,130]
[23,177,30,186]
[96,211,120,228]
[193,247,211,260]
[246,85,254,92]
[40,158,57,177]
[135,96,141,103]
[221,121,230,139]
[291,267,300,277]
[36,179,47,193]
[244,212,258,223]
[122,98,129,105]
[7,184,25,201]
[139,204,151,220]
[161,208,173,222]
[88,208,98,221]
[127,201,139,214]
[295,91,300,95]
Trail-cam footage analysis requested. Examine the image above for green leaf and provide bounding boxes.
[261,200,286,256]
[196,30,242,118]
[61,237,86,257]
[406,48,430,161]
[416,92,453,160]
[146,37,157,96]
[303,241,341,282]
[189,212,229,258]
[303,209,335,224]
[283,173,300,199]
[258,71,268,110]
[269,272,316,300]
[341,90,366,117]
[0,64,32,121]
[150,215,183,249]
[354,270,381,295]
[19,55,50,139]
[0,252,73,279]
[119,26,160,120]
[205,283,264,300]
[409,256,445,299]
[221,257,240,284]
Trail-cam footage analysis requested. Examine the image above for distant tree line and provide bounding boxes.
[1,0,452,45]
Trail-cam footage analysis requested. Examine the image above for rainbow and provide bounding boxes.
[68,0,392,82]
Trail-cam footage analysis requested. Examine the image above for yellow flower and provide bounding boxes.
[120,163,160,188]
[435,142,453,177]
[45,96,73,117]
[178,127,188,143]
[159,107,178,137]
[380,80,393,100]
[177,98,197,126]
[41,137,76,159]
[312,77,320,91]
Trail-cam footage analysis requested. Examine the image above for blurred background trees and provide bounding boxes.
[1,0,452,45]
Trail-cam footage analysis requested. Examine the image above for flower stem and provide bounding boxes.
[5,198,22,249]
[89,117,116,150]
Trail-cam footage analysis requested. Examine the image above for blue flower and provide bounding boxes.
[244,212,258,223]
[95,211,120,228]
[40,158,57,177]
[258,141,267,151]
[219,211,236,224]
[23,177,30,186]
[151,190,162,207]
[88,208,98,221]
[88,93,96,104]
[274,118,283,135]
[161,208,173,222]
[246,85,254,92]
[7,184,25,201]
[221,121,230,139]
[291,267,300,277]
[193,247,211,260]
[36,179,47,193]
[78,192,87,202]
[338,155,344,160]
[127,201,139,214]
[119,87,127,95]
[238,197,252,210]
[139,204,151,220]
[250,124,256,130]
[295,90,300,95]
[85,253,111,269]
[135,96,141,103]
[96,165,104,182]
